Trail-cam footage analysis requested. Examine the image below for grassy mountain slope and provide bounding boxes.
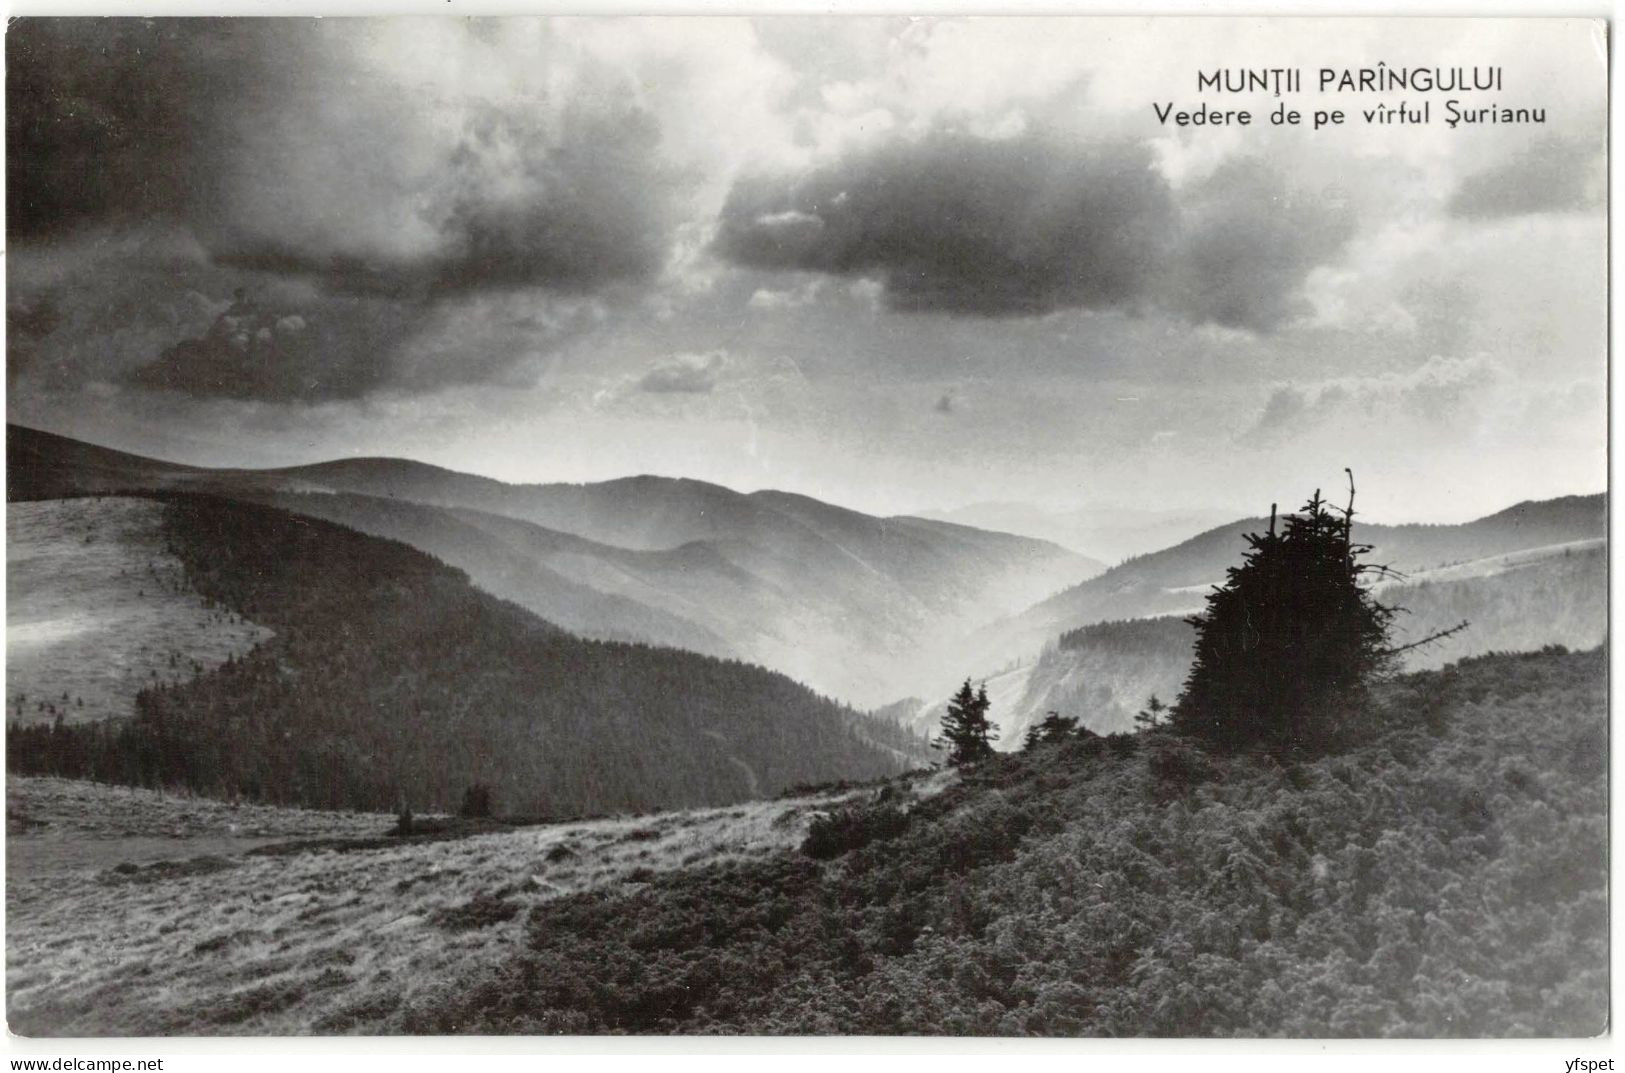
[1382,540,1607,665]
[7,498,273,727]
[9,425,1096,706]
[8,771,954,1036]
[400,645,1605,1036]
[8,495,928,815]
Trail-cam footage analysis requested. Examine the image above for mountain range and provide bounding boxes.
[9,424,1607,761]
[8,424,1102,707]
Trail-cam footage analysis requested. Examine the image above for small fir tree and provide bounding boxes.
[1133,695,1167,733]
[1023,711,1080,750]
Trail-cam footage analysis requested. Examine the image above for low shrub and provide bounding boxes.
[620,827,663,843]
[801,802,910,860]
[1145,736,1217,800]
[431,892,520,932]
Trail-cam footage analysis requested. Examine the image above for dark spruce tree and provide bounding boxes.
[935,680,997,766]
[460,783,495,819]
[1171,476,1399,754]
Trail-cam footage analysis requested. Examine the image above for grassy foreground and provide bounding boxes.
[7,772,950,1035]
[7,646,1605,1037]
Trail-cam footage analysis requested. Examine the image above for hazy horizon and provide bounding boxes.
[12,418,1602,533]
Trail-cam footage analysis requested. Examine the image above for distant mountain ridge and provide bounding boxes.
[7,425,207,500]
[913,500,1240,562]
[958,491,1607,677]
[8,424,1101,706]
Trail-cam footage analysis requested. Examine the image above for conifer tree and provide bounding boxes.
[1133,695,1167,733]
[935,680,997,765]
[1171,475,1401,753]
[460,783,495,819]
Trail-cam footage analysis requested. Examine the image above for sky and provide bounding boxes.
[6,17,1608,523]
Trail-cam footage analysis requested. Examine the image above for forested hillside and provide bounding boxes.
[253,490,737,658]
[8,495,928,815]
[1382,542,1606,668]
[1017,616,1198,737]
[401,646,1606,1036]
[6,424,204,500]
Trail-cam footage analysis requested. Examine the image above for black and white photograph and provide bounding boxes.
[2,14,1609,1043]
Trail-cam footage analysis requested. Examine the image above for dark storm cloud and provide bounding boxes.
[210,95,674,300]
[6,226,556,404]
[9,19,682,403]
[7,19,240,239]
[714,132,1354,332]
[10,20,676,296]
[1448,139,1603,219]
[8,228,227,394]
[715,133,1177,318]
[114,279,607,403]
[125,290,412,402]
[8,296,62,342]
